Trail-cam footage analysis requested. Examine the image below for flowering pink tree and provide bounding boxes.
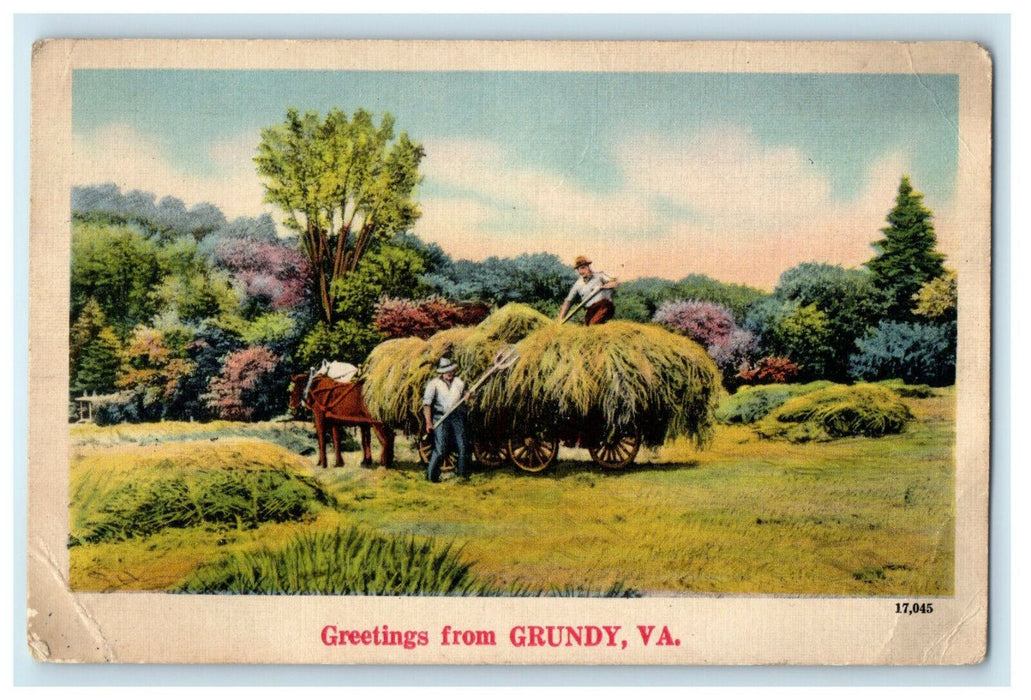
[654,299,758,387]
[654,299,737,347]
[211,239,309,311]
[204,346,284,421]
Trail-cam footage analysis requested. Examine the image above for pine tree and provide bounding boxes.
[72,326,123,395]
[866,176,946,321]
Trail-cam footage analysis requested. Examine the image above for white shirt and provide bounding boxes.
[422,376,467,421]
[564,271,614,308]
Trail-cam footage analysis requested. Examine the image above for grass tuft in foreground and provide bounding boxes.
[177,526,639,597]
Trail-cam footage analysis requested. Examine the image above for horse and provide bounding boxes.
[289,373,394,469]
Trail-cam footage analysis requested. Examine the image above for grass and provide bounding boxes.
[177,525,638,596]
[68,387,955,596]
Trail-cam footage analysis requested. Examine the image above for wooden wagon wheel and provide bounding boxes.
[588,426,642,469]
[473,437,509,467]
[417,434,456,470]
[508,434,559,473]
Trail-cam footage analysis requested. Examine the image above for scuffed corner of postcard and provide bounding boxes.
[27,537,116,663]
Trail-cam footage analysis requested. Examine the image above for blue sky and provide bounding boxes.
[72,69,959,287]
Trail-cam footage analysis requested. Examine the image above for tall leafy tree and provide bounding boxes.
[255,108,425,325]
[71,221,163,335]
[866,176,946,320]
[773,263,881,381]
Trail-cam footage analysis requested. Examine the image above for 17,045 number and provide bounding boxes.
[895,602,934,615]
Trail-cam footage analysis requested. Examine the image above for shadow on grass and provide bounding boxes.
[373,456,700,482]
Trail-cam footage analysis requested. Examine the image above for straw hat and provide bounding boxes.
[436,357,458,374]
[572,255,592,269]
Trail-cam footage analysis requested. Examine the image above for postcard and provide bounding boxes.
[28,39,991,665]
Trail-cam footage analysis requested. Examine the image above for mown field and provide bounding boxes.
[68,387,954,596]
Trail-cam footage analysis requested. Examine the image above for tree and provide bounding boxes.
[71,221,163,334]
[773,263,881,381]
[913,269,958,322]
[866,176,946,320]
[204,346,287,421]
[71,318,122,396]
[849,320,956,386]
[255,108,425,326]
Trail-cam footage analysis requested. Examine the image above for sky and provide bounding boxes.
[71,69,959,289]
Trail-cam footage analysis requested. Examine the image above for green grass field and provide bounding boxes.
[68,387,954,595]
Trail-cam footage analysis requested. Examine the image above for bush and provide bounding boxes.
[90,391,146,426]
[736,356,800,385]
[755,384,914,442]
[208,237,309,313]
[849,321,956,386]
[654,299,759,388]
[204,346,288,421]
[296,320,385,368]
[374,296,470,339]
[653,299,736,347]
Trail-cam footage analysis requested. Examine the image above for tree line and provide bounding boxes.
[69,108,956,425]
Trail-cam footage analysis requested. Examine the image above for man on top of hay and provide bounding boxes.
[422,357,471,482]
[558,255,619,325]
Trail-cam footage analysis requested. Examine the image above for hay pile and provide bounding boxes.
[362,303,721,445]
[755,384,914,442]
[715,381,834,425]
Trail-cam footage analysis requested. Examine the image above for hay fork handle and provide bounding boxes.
[559,286,605,325]
[431,346,518,430]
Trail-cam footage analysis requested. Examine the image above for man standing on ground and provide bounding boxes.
[558,255,619,325]
[422,357,471,482]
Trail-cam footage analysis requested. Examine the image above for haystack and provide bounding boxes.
[362,302,721,446]
[755,384,914,442]
[478,320,720,446]
[362,327,474,433]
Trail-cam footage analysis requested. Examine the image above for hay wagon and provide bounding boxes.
[416,413,643,472]
[363,303,721,476]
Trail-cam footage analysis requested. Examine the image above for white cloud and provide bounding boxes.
[72,126,958,290]
[416,130,957,288]
[72,124,275,222]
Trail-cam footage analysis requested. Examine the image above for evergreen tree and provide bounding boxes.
[866,176,946,320]
[72,326,123,395]
[70,299,123,395]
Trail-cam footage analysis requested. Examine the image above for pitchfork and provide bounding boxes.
[558,286,606,325]
[429,345,519,431]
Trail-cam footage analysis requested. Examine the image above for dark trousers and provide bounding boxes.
[427,412,470,481]
[585,299,615,326]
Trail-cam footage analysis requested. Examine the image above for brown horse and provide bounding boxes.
[289,374,394,469]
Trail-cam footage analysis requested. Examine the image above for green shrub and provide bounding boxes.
[755,384,913,442]
[849,321,956,386]
[716,381,834,424]
[71,467,335,545]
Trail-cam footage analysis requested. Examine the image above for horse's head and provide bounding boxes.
[288,373,310,412]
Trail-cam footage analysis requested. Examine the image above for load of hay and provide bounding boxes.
[754,384,914,442]
[362,303,721,447]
